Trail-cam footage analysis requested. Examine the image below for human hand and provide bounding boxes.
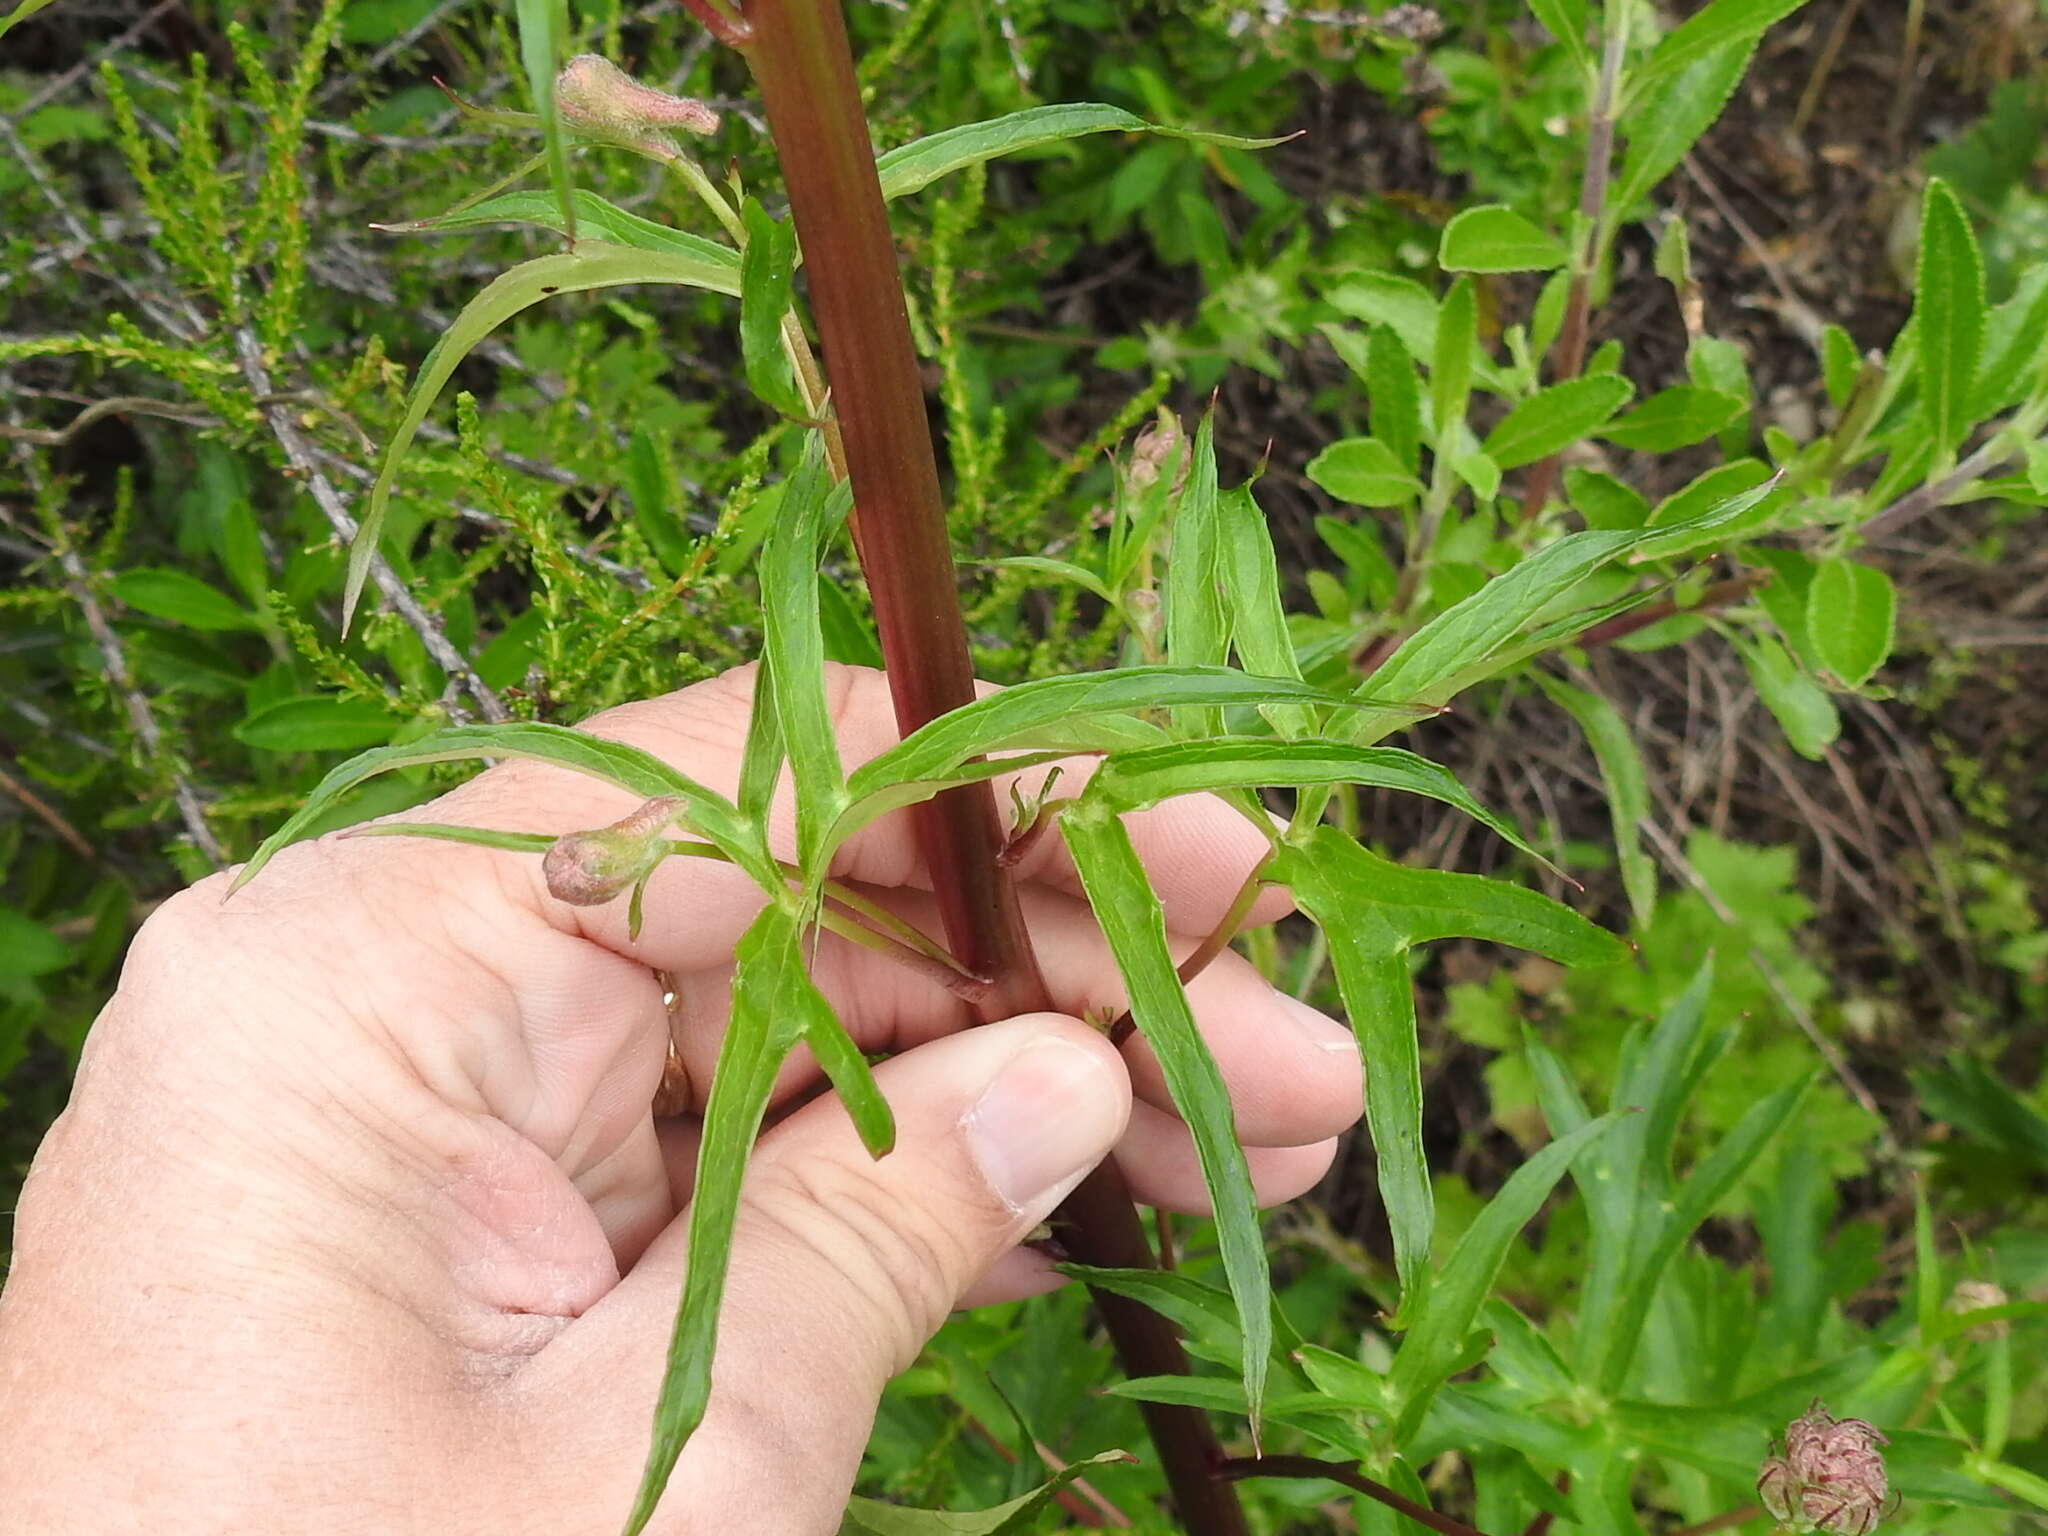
[0,664,1363,1534]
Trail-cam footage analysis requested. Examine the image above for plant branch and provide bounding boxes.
[1216,1455,1489,1536]
[1108,860,1271,1047]
[1859,410,2045,542]
[1517,19,1626,523]
[1573,572,1767,650]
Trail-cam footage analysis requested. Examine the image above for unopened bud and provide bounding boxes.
[542,795,683,906]
[555,55,719,160]
[1127,409,1188,493]
[1758,1401,1892,1536]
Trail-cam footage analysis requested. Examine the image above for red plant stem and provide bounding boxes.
[1573,572,1768,649]
[1216,1456,1490,1536]
[727,3,1250,1531]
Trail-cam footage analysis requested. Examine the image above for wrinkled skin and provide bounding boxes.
[0,665,1365,1534]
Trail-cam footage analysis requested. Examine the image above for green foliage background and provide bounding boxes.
[4,0,2048,1530]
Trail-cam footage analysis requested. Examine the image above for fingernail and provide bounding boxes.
[966,1038,1124,1216]
[1280,992,1359,1055]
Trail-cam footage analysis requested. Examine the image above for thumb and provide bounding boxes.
[533,1013,1131,1533]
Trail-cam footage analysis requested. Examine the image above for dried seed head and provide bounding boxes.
[541,794,684,906]
[555,55,719,160]
[1758,1401,1892,1536]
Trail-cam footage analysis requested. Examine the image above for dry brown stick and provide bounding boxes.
[0,758,100,864]
[1790,0,1869,138]
[0,396,221,446]
[10,479,231,868]
[230,329,510,724]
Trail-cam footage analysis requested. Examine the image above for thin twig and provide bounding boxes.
[1859,421,2032,542]
[230,329,509,723]
[0,758,100,863]
[1216,1456,1488,1536]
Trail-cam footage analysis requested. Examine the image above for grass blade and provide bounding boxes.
[512,0,575,242]
[623,906,806,1534]
[1061,805,1272,1437]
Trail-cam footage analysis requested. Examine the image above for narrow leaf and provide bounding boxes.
[1599,385,1747,451]
[351,242,743,628]
[759,438,850,875]
[838,1452,1136,1535]
[1532,675,1657,924]
[875,103,1286,200]
[234,722,768,894]
[1527,0,1590,62]
[1432,278,1477,442]
[1735,632,1839,759]
[512,0,576,241]
[235,696,404,753]
[1805,558,1895,688]
[1217,487,1314,739]
[1086,737,1540,859]
[381,188,741,279]
[740,198,806,418]
[1914,178,1987,458]
[1482,375,1635,469]
[1388,1114,1620,1436]
[1614,39,1755,210]
[112,568,259,631]
[1368,323,1425,473]
[625,907,807,1533]
[1165,415,1229,736]
[1062,807,1272,1434]
[1632,0,1810,96]
[1439,206,1569,274]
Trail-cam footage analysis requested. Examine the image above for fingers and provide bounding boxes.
[384,663,1292,980]
[513,1015,1131,1534]
[663,884,1364,1153]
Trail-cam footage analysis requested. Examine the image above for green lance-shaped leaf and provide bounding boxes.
[1630,464,1785,563]
[1368,323,1425,474]
[1805,557,1896,689]
[1386,1113,1620,1438]
[740,198,806,419]
[235,696,406,754]
[839,667,1375,812]
[1734,631,1839,759]
[1565,963,1718,1379]
[1592,1073,1812,1395]
[512,0,576,242]
[1532,675,1657,925]
[233,722,771,896]
[1914,178,1987,460]
[1083,737,1541,860]
[1629,0,1811,99]
[759,438,851,877]
[1275,827,1627,1308]
[838,1451,1137,1535]
[1973,266,2048,417]
[1481,374,1635,470]
[1305,437,1424,507]
[348,240,743,628]
[624,905,806,1534]
[1613,37,1756,211]
[1526,0,1590,63]
[1438,205,1569,274]
[1165,415,1230,738]
[1061,805,1273,1436]
[111,568,262,631]
[1599,385,1748,451]
[1217,487,1314,740]
[1432,277,1478,443]
[874,102,1287,201]
[0,0,61,41]
[1360,528,1648,708]
[379,188,742,278]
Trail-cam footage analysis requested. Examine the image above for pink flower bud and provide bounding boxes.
[1758,1401,1893,1536]
[541,795,684,906]
[555,55,719,160]
[1127,410,1188,492]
